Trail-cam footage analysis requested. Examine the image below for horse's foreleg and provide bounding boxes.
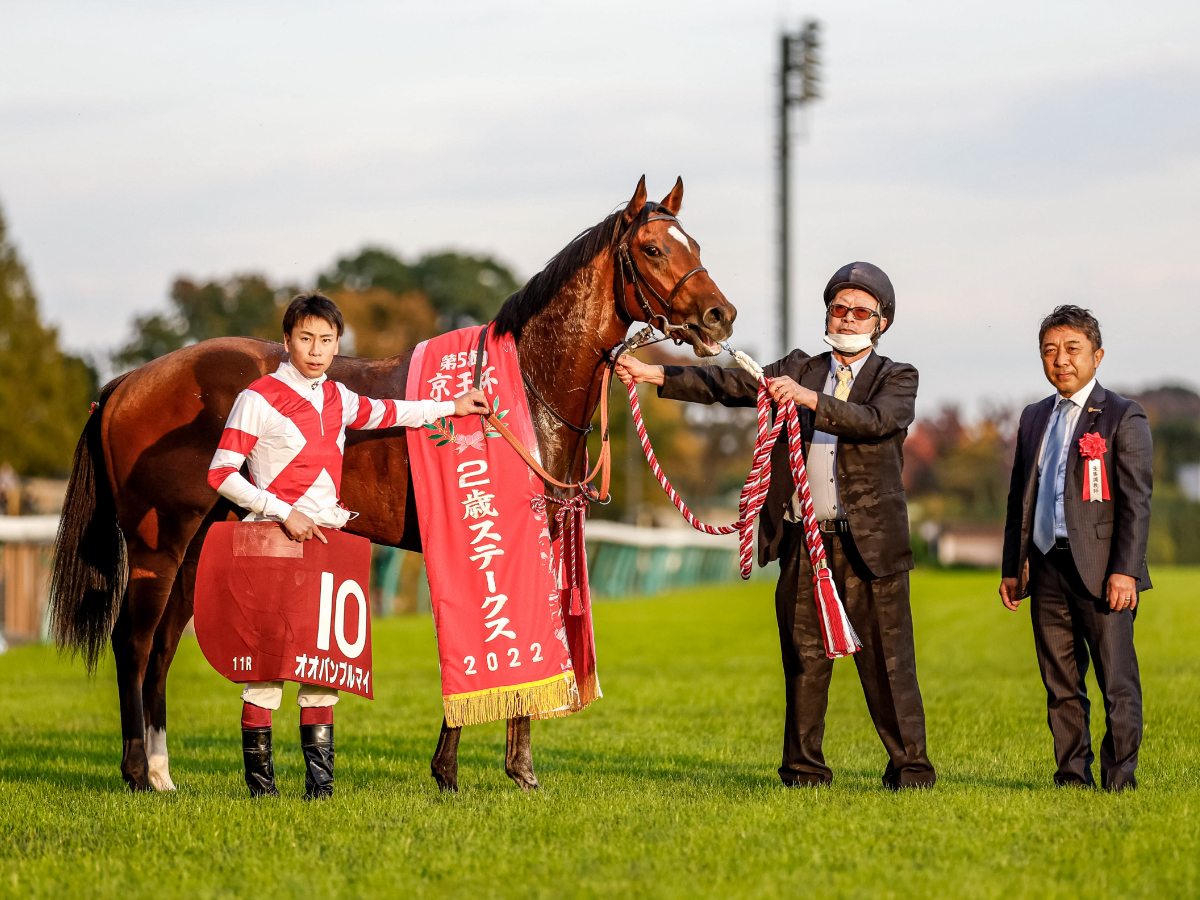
[111,548,179,792]
[431,717,461,792]
[505,716,539,792]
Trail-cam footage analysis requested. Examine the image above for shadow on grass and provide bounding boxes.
[0,725,1047,798]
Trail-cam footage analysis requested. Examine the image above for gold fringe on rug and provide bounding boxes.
[443,671,580,728]
[532,670,602,721]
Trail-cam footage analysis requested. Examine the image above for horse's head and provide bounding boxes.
[615,176,737,358]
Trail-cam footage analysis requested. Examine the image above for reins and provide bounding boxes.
[471,323,612,499]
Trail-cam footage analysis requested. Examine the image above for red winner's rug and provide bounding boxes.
[406,324,600,727]
[194,522,374,699]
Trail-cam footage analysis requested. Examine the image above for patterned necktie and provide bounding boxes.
[834,367,853,401]
[1033,398,1072,554]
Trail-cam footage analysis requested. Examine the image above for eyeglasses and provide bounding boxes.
[828,303,880,321]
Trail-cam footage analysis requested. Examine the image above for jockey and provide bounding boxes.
[207,292,488,799]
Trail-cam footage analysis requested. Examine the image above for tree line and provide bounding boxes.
[2,197,1196,562]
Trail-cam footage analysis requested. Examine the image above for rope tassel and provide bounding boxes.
[625,351,860,659]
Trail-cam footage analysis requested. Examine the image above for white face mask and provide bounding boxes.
[823,330,875,354]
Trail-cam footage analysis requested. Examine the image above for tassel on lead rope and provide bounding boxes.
[624,342,860,659]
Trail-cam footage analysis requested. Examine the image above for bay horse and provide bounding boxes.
[49,175,736,793]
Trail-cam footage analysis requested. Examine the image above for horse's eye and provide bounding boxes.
[643,245,661,257]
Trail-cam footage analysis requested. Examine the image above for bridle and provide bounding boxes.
[474,202,712,504]
[614,203,709,343]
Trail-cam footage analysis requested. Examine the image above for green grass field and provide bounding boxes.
[1,568,1198,899]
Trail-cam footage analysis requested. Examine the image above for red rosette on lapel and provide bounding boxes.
[1079,432,1111,502]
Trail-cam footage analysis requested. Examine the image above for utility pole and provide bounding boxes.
[777,19,822,359]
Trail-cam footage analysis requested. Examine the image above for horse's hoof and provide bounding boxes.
[121,738,153,792]
[125,775,154,793]
[432,767,459,793]
[505,767,540,792]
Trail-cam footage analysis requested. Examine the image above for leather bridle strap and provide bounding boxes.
[471,322,612,500]
[615,210,707,337]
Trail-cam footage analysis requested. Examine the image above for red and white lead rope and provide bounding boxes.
[624,349,860,658]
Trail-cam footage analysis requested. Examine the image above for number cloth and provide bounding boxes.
[194,522,374,699]
[406,325,600,728]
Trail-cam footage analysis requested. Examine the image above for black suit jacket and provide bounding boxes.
[660,349,917,579]
[1002,382,1153,599]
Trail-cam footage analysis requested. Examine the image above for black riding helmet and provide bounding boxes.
[823,262,895,334]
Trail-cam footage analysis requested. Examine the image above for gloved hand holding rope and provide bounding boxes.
[616,346,860,659]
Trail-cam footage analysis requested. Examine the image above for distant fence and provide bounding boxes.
[371,520,754,609]
[584,520,751,597]
[1,515,754,646]
[0,516,59,644]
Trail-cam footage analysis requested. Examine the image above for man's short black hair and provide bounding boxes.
[283,292,344,337]
[1038,304,1102,351]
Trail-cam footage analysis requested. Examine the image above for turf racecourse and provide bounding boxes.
[1,569,1198,898]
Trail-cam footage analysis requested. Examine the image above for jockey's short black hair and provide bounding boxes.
[283,292,344,337]
[1038,304,1101,351]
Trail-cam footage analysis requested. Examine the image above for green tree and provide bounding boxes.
[0,202,98,477]
[318,247,521,330]
[114,274,291,369]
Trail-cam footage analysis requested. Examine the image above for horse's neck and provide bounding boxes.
[517,253,626,485]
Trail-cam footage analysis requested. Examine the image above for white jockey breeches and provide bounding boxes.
[242,682,339,710]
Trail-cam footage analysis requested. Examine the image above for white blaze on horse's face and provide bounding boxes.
[667,225,691,252]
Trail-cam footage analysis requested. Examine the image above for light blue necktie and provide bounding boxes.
[1033,398,1071,554]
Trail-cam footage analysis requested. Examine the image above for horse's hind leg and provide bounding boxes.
[141,563,194,791]
[142,507,229,791]
[505,716,539,792]
[111,542,181,791]
[431,718,461,792]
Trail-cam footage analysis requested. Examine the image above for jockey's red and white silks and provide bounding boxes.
[208,360,453,527]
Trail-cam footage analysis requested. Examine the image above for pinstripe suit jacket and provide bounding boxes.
[1002,382,1153,599]
[659,349,917,579]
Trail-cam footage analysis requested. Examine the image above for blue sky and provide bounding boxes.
[2,0,1197,413]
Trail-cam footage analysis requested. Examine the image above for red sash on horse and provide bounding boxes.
[406,325,600,727]
[194,522,374,699]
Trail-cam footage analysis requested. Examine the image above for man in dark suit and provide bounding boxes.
[1000,305,1152,791]
[617,261,935,790]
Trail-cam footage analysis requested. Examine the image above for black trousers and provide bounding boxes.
[1029,547,1142,790]
[775,525,935,788]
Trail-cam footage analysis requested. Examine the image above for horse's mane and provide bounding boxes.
[493,203,656,341]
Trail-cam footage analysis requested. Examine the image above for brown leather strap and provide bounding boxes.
[471,324,490,390]
[485,365,612,500]
[467,319,611,499]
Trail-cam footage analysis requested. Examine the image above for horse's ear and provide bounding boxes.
[621,175,648,226]
[660,177,684,216]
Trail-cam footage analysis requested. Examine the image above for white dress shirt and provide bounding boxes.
[785,351,873,524]
[1035,374,1097,539]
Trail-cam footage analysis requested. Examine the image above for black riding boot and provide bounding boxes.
[300,724,334,800]
[242,728,279,797]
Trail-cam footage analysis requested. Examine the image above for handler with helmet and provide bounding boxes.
[208,292,489,799]
[617,262,935,789]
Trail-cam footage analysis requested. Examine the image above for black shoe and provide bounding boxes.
[242,728,279,798]
[300,723,334,800]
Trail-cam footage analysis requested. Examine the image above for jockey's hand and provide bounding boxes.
[615,354,665,387]
[452,389,490,417]
[283,510,327,544]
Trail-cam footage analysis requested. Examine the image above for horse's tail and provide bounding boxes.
[49,376,129,673]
